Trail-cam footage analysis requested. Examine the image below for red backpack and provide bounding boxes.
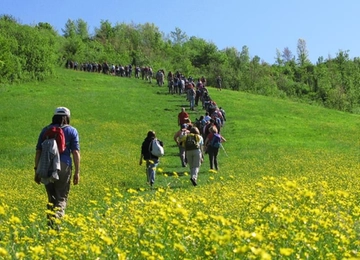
[42,126,67,153]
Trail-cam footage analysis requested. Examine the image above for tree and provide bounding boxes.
[62,19,76,38]
[275,48,283,66]
[297,38,310,66]
[95,20,114,44]
[282,47,293,63]
[170,27,188,45]
[76,19,89,41]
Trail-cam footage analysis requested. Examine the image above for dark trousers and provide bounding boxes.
[45,162,71,227]
[207,146,219,170]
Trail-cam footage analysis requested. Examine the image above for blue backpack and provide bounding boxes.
[210,133,221,148]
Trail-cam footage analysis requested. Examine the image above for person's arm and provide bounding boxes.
[34,150,41,184]
[139,153,143,165]
[221,136,226,142]
[174,131,180,145]
[72,150,80,185]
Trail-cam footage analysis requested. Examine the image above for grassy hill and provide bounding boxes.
[0,68,359,259]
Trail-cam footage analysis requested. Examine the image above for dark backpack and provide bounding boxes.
[42,125,67,153]
[185,134,199,151]
[210,133,221,148]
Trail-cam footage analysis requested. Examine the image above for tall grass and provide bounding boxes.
[0,68,359,259]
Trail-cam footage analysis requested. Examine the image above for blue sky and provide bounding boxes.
[2,0,359,64]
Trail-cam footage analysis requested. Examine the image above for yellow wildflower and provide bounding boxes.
[280,248,294,256]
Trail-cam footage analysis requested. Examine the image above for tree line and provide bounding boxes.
[1,15,359,113]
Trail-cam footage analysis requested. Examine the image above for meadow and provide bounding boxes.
[0,68,359,259]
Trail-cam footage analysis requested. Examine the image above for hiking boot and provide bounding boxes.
[190,178,197,186]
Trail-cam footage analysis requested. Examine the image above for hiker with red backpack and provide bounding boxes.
[34,107,80,228]
[204,126,226,171]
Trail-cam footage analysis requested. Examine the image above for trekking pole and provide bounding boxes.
[220,143,228,157]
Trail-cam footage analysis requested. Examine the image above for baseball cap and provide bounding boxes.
[54,107,71,117]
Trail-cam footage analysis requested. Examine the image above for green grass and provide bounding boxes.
[1,67,358,210]
[0,68,359,259]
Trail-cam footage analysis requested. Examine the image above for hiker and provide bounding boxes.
[216,75,222,90]
[178,107,189,126]
[179,127,204,186]
[188,85,196,111]
[139,130,164,187]
[173,124,190,167]
[204,126,226,171]
[219,107,226,123]
[34,107,80,228]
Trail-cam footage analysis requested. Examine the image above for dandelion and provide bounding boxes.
[174,243,186,253]
[28,213,37,223]
[9,215,21,224]
[233,245,248,253]
[127,188,138,194]
[141,251,150,257]
[30,245,44,255]
[101,235,114,245]
[280,248,294,256]
[15,252,26,259]
[90,244,101,255]
[285,180,297,189]
[0,247,8,257]
[260,251,272,260]
[0,206,5,215]
[155,242,165,249]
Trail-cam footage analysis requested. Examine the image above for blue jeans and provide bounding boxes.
[146,159,158,184]
[189,96,195,110]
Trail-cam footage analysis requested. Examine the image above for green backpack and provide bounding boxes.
[185,134,199,151]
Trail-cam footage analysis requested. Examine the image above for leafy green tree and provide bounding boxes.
[297,38,310,66]
[170,27,188,46]
[62,19,76,38]
[76,19,90,41]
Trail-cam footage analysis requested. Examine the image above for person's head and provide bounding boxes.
[190,127,200,135]
[181,124,187,130]
[52,106,71,125]
[147,130,156,139]
[210,126,218,134]
[181,107,186,112]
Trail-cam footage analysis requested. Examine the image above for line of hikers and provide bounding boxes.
[140,83,227,187]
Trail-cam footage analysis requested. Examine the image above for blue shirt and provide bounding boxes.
[36,124,80,166]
